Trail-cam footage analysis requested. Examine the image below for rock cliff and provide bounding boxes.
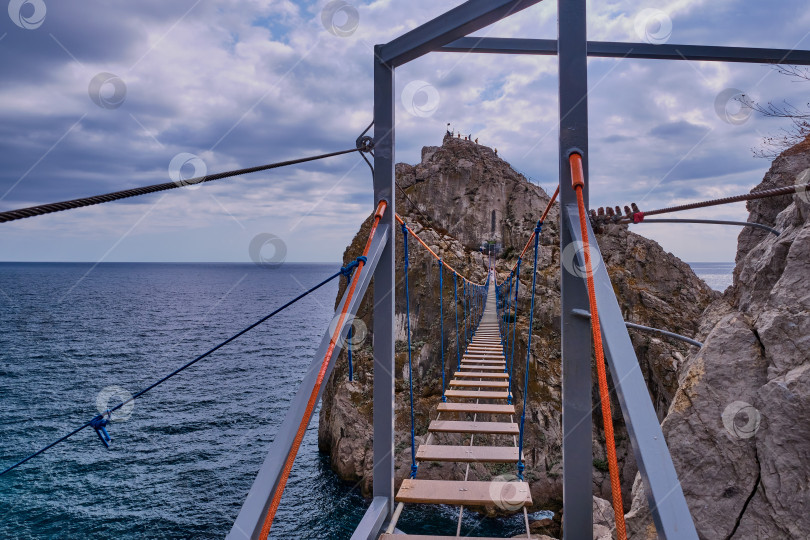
[625,140,810,539]
[317,135,717,533]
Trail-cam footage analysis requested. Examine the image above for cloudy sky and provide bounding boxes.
[1,0,808,264]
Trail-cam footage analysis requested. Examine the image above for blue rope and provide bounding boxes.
[508,260,521,404]
[401,224,418,479]
[454,272,460,370]
[517,220,542,480]
[343,256,367,382]
[463,280,468,347]
[439,261,446,402]
[503,274,512,360]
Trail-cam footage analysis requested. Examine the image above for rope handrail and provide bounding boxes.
[439,261,446,402]
[258,200,387,538]
[0,252,370,477]
[508,260,520,404]
[517,219,541,480]
[570,152,628,539]
[394,213,485,286]
[401,223,418,479]
[0,148,364,224]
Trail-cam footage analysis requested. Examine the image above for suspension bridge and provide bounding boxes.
[3,1,810,539]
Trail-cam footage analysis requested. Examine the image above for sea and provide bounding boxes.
[0,261,733,539]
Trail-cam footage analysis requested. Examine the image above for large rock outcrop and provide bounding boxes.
[318,135,717,529]
[625,140,810,539]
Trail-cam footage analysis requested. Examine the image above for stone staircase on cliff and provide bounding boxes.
[381,270,532,539]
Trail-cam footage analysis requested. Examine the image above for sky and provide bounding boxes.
[1,0,809,264]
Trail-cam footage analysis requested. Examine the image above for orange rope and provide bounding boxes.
[258,200,388,539]
[569,153,627,539]
[394,213,485,286]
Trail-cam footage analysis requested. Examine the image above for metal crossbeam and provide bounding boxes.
[226,224,389,540]
[441,37,810,65]
[378,0,543,67]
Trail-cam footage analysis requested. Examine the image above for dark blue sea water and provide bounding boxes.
[0,263,541,539]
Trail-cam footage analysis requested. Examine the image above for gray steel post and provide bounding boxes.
[557,1,593,537]
[564,208,699,539]
[372,46,396,516]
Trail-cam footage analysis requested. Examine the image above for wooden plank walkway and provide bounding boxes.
[387,270,531,538]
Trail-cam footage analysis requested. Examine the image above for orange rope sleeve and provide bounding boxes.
[258,200,387,539]
[569,153,627,539]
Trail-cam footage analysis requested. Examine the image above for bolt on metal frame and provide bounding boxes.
[228,1,810,539]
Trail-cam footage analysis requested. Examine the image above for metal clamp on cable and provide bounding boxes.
[90,412,112,448]
[356,121,375,153]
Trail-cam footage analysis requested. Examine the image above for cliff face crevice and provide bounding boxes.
[625,140,810,539]
[318,135,717,525]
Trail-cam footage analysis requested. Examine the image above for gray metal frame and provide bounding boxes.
[231,1,810,539]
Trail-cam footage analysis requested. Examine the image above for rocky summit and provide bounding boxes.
[318,134,808,538]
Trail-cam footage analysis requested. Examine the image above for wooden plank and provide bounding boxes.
[454,371,508,378]
[444,389,509,399]
[416,444,519,463]
[395,479,532,506]
[437,402,515,414]
[449,380,509,388]
[428,420,519,435]
[459,365,504,371]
